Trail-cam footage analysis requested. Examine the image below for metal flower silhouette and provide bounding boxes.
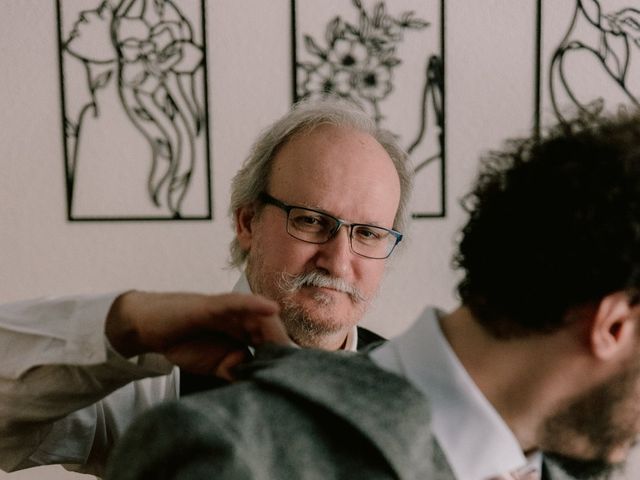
[60,0,208,219]
[295,0,446,218]
[298,0,429,123]
[547,0,640,125]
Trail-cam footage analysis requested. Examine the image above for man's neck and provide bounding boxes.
[438,306,577,453]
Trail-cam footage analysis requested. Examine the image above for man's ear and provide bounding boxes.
[590,291,636,360]
[235,205,257,252]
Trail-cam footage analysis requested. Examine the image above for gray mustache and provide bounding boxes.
[277,271,367,304]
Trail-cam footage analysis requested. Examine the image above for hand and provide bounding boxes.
[105,291,289,377]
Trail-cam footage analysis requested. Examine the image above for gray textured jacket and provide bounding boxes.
[106,346,455,479]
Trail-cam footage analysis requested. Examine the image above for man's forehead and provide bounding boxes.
[264,123,400,226]
[270,126,393,175]
[282,123,376,151]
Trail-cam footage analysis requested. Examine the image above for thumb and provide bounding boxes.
[214,349,250,381]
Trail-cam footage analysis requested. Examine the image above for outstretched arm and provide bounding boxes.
[0,291,289,474]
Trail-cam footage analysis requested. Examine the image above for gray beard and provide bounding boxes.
[245,262,370,348]
[274,270,369,348]
[279,295,347,348]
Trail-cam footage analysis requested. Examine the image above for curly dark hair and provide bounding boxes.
[454,112,640,338]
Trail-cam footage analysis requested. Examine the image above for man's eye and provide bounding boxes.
[291,213,328,230]
[355,227,382,241]
[300,215,321,225]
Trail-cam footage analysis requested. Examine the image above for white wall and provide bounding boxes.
[0,1,545,478]
[0,0,537,334]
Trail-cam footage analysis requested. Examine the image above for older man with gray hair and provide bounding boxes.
[0,98,411,477]
[228,98,411,350]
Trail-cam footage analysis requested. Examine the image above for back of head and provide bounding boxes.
[455,111,640,338]
[228,97,411,268]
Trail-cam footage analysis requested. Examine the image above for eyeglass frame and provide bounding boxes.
[258,192,403,259]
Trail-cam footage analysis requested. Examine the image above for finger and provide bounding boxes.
[164,339,249,375]
[214,349,250,382]
[240,313,292,346]
[198,294,290,346]
[207,293,280,317]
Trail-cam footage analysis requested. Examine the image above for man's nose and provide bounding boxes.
[314,226,353,277]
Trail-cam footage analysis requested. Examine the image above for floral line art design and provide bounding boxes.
[293,0,446,218]
[57,0,210,220]
[538,0,640,129]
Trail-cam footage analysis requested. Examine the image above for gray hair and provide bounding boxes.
[229,97,412,268]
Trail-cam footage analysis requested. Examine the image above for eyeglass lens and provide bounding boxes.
[286,207,395,258]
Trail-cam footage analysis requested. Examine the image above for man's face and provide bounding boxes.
[237,124,401,349]
[541,355,640,479]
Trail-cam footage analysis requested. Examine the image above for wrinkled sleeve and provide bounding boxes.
[0,294,178,476]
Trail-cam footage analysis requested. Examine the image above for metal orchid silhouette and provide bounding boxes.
[538,0,640,128]
[58,0,210,220]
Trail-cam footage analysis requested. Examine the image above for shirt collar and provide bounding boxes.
[342,326,358,352]
[235,272,358,352]
[232,273,252,294]
[369,307,529,480]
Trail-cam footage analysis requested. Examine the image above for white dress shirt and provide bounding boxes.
[0,293,176,476]
[370,307,536,480]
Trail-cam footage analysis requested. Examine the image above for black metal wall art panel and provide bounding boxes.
[57,0,211,221]
[292,0,446,218]
[536,0,640,131]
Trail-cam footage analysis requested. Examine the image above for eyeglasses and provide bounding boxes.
[259,192,403,259]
